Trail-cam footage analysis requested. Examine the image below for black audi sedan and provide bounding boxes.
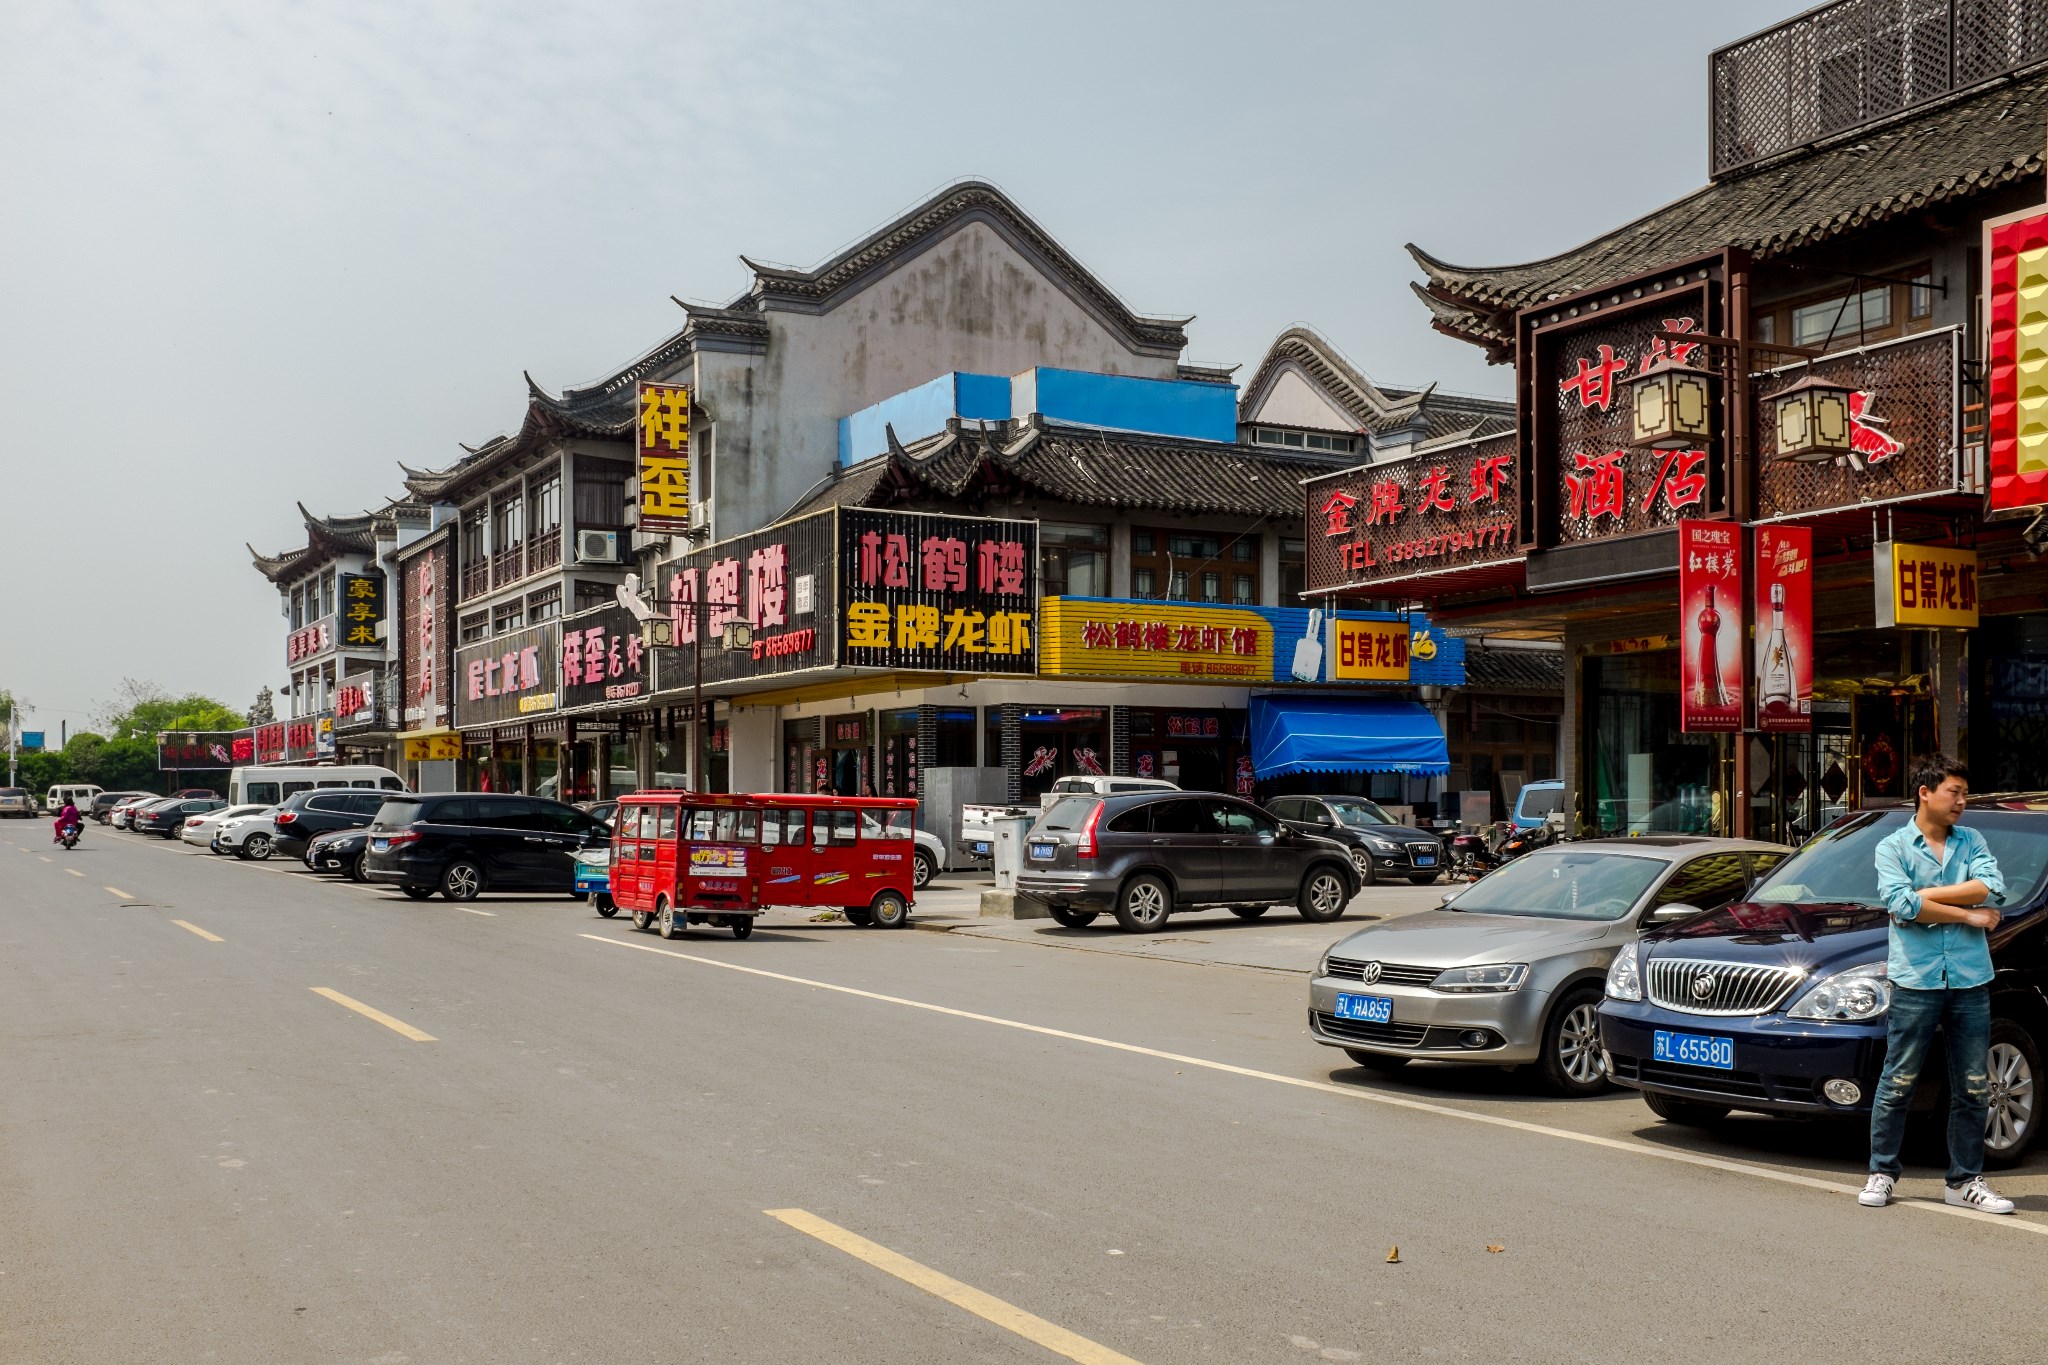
[1600,800,2048,1167]
[1265,795,1446,885]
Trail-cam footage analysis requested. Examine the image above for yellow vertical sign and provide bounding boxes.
[637,382,692,533]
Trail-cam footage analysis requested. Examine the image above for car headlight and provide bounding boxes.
[1786,962,1889,1021]
[1431,963,1529,992]
[1605,942,1642,1001]
[1363,836,1400,852]
[1316,945,1334,977]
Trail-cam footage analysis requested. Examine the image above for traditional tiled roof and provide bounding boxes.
[1461,645,1565,695]
[739,180,1191,357]
[1412,62,2048,360]
[1239,325,1515,443]
[247,504,380,584]
[780,417,1348,521]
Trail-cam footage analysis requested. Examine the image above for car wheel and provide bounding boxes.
[1113,874,1172,933]
[1229,905,1270,920]
[1348,847,1375,887]
[657,899,682,940]
[1048,906,1098,929]
[1538,988,1610,1096]
[1344,1049,1409,1073]
[401,887,435,901]
[440,860,483,902]
[631,908,653,932]
[161,826,179,840]
[1297,866,1349,923]
[594,893,617,918]
[1985,1018,2042,1168]
[913,848,937,890]
[242,833,273,861]
[348,852,368,883]
[732,918,753,940]
[870,890,910,929]
[1642,1092,1731,1126]
[844,906,875,926]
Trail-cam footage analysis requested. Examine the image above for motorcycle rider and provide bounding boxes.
[52,799,81,846]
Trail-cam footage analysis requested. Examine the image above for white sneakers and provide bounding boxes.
[1860,1173,2017,1213]
[1944,1177,2016,1214]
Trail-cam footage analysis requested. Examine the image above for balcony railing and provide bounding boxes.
[1711,0,2048,177]
[492,544,525,587]
[460,560,490,602]
[529,527,563,573]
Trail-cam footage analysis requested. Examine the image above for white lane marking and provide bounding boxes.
[581,933,2048,1238]
[457,907,496,917]
[66,868,82,878]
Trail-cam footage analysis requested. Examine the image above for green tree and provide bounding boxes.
[17,750,71,793]
[95,679,242,743]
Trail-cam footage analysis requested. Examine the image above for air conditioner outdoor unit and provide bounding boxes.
[688,503,711,534]
[576,529,621,564]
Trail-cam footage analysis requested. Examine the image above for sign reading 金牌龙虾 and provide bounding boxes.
[1875,541,1979,629]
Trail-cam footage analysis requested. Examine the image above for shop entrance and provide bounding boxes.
[1018,706,1109,803]
[824,712,871,796]
[1582,648,1724,835]
[1129,707,1250,796]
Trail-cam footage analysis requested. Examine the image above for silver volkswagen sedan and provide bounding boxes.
[1308,837,1788,1095]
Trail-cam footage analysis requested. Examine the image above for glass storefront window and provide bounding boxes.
[1583,650,1722,836]
[933,708,976,766]
[1019,706,1109,802]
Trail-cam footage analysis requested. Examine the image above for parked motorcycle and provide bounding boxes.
[1448,821,1512,879]
[1497,820,1557,863]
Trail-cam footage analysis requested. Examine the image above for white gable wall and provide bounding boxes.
[1246,365,1360,433]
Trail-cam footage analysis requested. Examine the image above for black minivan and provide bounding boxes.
[363,794,612,901]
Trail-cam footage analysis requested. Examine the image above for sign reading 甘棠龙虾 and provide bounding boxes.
[339,572,386,650]
[454,621,561,727]
[1753,526,1813,733]
[1330,619,1411,681]
[1875,541,1979,629]
[839,509,1037,674]
[1303,432,1518,594]
[636,381,692,533]
[1677,519,1743,733]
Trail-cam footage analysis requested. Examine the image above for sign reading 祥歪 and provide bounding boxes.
[636,382,693,534]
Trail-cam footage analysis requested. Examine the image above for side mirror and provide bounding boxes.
[1646,902,1701,925]
[1438,888,1461,907]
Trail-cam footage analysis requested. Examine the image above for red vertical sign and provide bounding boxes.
[1678,519,1743,733]
[1753,526,1813,733]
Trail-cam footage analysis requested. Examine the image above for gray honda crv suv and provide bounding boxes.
[1018,791,1359,933]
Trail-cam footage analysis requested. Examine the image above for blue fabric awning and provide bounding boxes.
[1249,696,1449,778]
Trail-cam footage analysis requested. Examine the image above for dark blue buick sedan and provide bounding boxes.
[1599,803,2048,1168]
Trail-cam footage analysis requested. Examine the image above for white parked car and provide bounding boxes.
[109,795,158,829]
[215,809,282,860]
[184,804,272,852]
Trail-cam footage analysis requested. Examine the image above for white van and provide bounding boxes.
[46,784,103,813]
[229,765,406,807]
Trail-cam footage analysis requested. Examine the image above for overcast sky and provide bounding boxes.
[0,0,1790,735]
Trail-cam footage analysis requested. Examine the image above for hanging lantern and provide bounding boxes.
[1771,370,1856,463]
[1626,355,1717,450]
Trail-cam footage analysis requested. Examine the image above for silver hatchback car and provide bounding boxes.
[1308,837,1788,1095]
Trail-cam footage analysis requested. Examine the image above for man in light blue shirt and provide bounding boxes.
[1859,754,2012,1214]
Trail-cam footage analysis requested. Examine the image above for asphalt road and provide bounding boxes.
[6,825,2048,1364]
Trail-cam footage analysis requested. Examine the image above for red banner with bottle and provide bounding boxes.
[1678,519,1743,733]
[1753,525,1813,733]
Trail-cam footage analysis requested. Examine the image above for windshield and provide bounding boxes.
[370,799,423,832]
[1450,848,1666,921]
[1326,799,1396,828]
[1517,786,1564,820]
[1039,797,1099,832]
[1753,810,2048,909]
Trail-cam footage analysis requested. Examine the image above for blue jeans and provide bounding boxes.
[1868,984,1992,1185]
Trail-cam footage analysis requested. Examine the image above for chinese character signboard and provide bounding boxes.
[399,538,451,728]
[636,381,692,533]
[652,510,839,693]
[455,622,561,727]
[839,509,1037,674]
[1678,519,1743,733]
[339,572,386,650]
[1303,432,1518,594]
[253,714,332,764]
[1875,541,1979,629]
[559,605,648,711]
[1752,328,1963,520]
[1538,286,1722,544]
[285,616,334,664]
[1038,601,1463,686]
[1753,525,1813,733]
[1985,205,2048,516]
[157,732,238,769]
[335,668,381,730]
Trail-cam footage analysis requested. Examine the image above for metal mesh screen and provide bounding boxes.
[1712,0,2048,176]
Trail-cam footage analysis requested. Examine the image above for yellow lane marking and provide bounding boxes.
[170,920,222,942]
[584,935,2048,1239]
[309,988,437,1042]
[104,887,134,899]
[66,868,82,877]
[765,1209,1143,1365]
[456,907,496,917]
